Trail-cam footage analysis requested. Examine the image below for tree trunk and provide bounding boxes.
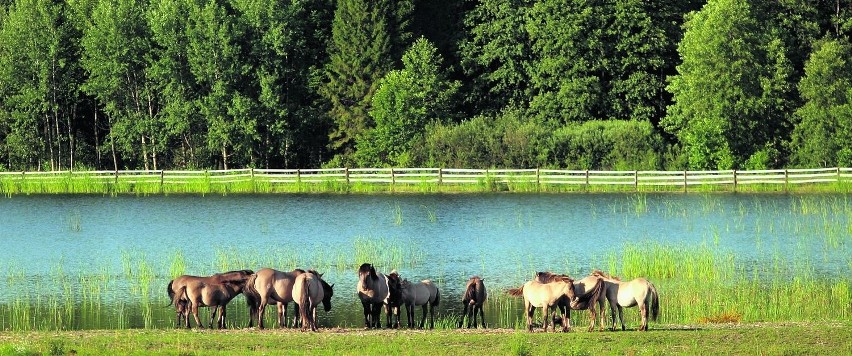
[222,144,228,170]
[109,116,118,172]
[141,134,150,170]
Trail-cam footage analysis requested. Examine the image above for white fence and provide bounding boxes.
[1,167,850,191]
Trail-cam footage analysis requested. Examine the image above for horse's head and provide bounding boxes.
[386,271,402,305]
[322,282,334,312]
[357,263,377,285]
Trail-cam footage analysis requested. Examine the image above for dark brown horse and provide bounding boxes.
[167,269,253,329]
[385,270,403,328]
[459,276,487,328]
[243,268,306,329]
[357,263,399,328]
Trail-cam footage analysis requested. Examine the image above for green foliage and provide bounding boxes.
[356,38,459,167]
[550,120,663,170]
[459,0,532,114]
[321,0,395,163]
[790,39,852,167]
[1,0,851,171]
[663,0,794,170]
[411,109,549,168]
[0,0,79,170]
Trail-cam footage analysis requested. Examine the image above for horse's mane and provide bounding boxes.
[222,269,254,276]
[294,268,307,274]
[591,270,620,281]
[535,271,573,283]
[358,263,378,279]
[463,277,479,301]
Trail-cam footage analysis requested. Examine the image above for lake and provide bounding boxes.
[1,193,849,330]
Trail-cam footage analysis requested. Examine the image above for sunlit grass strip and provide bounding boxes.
[603,242,852,326]
[1,168,851,195]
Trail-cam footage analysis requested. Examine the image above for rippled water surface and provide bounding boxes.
[1,193,849,329]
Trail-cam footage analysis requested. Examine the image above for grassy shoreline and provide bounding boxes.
[1,178,850,195]
[0,323,849,355]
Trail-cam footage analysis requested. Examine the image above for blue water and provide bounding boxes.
[0,193,849,329]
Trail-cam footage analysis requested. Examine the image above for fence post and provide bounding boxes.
[114,170,119,186]
[250,168,256,193]
[634,171,639,192]
[536,168,541,191]
[296,169,302,192]
[438,168,442,186]
[345,167,350,185]
[390,168,395,191]
[838,167,842,187]
[683,170,687,193]
[784,169,789,192]
[585,170,590,190]
[160,170,165,193]
[733,170,738,192]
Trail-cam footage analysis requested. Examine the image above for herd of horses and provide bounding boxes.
[165,264,658,332]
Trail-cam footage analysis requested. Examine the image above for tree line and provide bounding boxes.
[1,0,851,172]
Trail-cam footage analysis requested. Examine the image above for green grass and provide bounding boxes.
[1,171,850,195]
[0,323,849,355]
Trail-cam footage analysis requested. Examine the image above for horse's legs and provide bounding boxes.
[478,304,486,328]
[429,303,435,329]
[587,305,597,332]
[542,305,551,332]
[460,303,469,328]
[525,302,534,332]
[292,303,301,328]
[565,308,572,332]
[617,305,625,331]
[368,302,380,329]
[219,305,228,329]
[639,301,648,331]
[190,302,204,329]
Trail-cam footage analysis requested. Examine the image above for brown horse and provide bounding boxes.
[357,263,398,328]
[536,271,609,332]
[293,270,334,332]
[589,270,660,331]
[508,274,575,332]
[243,268,306,329]
[167,269,253,329]
[459,276,487,328]
[400,279,440,329]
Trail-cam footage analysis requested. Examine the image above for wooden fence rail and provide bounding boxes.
[1,167,850,191]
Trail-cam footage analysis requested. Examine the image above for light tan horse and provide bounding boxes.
[460,276,487,328]
[536,271,611,332]
[357,263,398,328]
[400,279,440,329]
[587,270,659,331]
[243,268,305,329]
[293,270,333,332]
[167,269,254,329]
[508,274,576,332]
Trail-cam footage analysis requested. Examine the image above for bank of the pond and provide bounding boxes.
[2,168,852,195]
[0,323,849,355]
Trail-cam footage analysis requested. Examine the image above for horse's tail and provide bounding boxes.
[506,286,524,297]
[166,280,175,307]
[243,273,259,308]
[298,279,311,328]
[649,282,660,322]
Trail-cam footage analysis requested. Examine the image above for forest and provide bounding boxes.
[0,0,851,172]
